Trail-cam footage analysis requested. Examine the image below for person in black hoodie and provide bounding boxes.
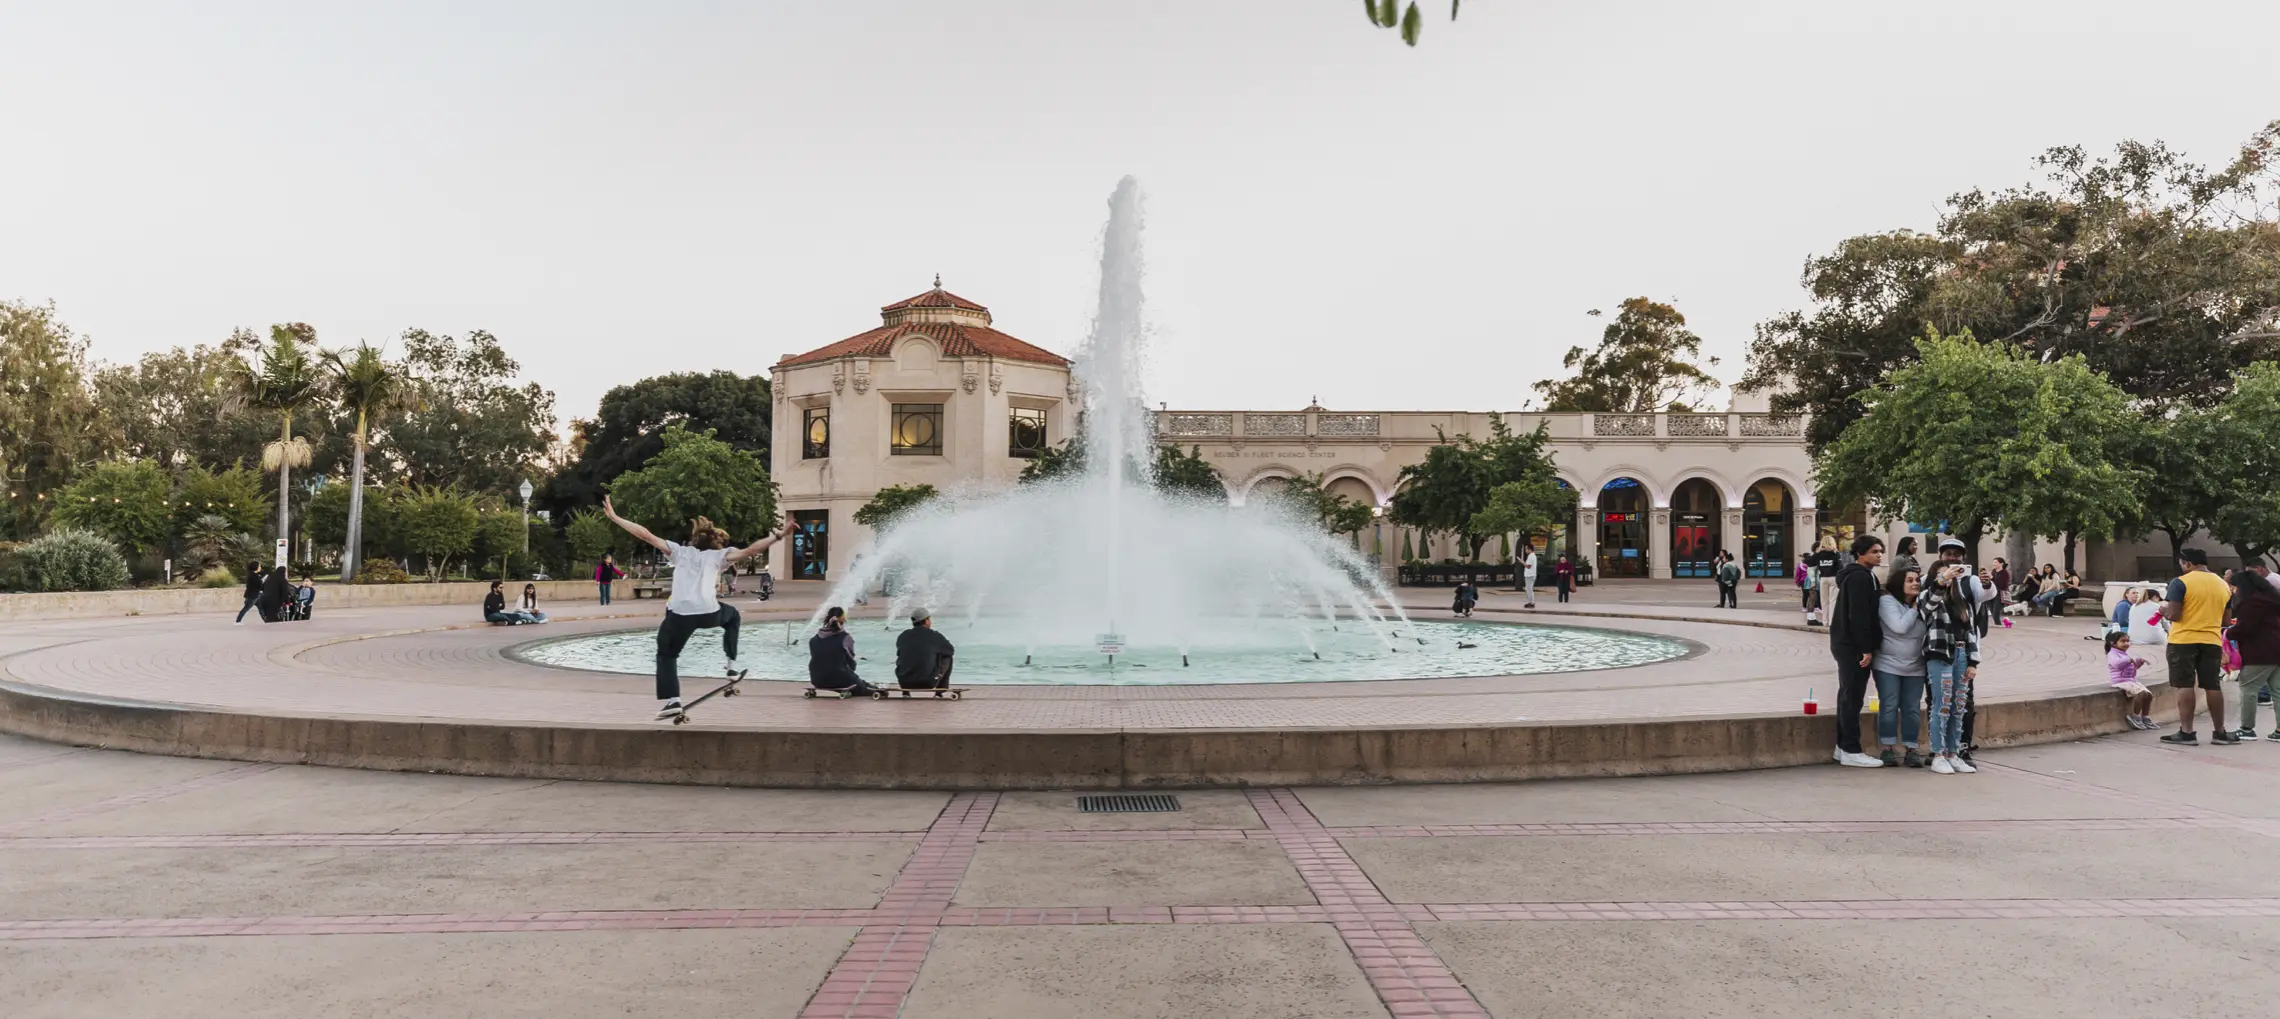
[233,561,265,625]
[1826,534,1887,768]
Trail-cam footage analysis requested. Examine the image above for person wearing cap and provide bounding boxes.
[894,608,957,690]
[1932,536,1997,758]
[2161,548,2240,745]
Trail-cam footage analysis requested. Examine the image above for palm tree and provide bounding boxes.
[235,324,327,560]
[325,342,406,582]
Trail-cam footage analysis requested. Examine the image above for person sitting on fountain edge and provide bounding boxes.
[895,608,956,690]
[808,606,880,696]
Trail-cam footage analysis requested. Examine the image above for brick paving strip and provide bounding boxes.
[8,897,2278,942]
[0,762,276,836]
[1246,788,1492,1018]
[796,791,998,1019]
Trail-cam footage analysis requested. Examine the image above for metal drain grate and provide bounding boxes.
[1077,794,1182,814]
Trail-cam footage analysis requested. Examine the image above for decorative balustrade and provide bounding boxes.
[1161,413,1233,437]
[1666,414,1729,437]
[1242,413,1308,437]
[1592,414,1655,437]
[1315,413,1380,437]
[1739,414,1803,437]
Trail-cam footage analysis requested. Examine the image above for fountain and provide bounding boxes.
[521,177,1690,685]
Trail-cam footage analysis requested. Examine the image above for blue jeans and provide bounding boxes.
[1873,670,1925,748]
[598,582,612,605]
[1928,656,1972,755]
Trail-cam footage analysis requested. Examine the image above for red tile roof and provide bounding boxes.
[775,321,1071,369]
[880,287,990,314]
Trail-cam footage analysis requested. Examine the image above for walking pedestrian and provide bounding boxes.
[1826,534,1887,768]
[1805,535,1842,627]
[594,553,622,606]
[1716,550,1742,608]
[1921,559,1982,773]
[2225,568,2280,741]
[600,495,786,721]
[1521,546,1540,609]
[1873,566,1929,767]
[2159,549,2238,746]
[232,560,265,625]
[1554,553,1574,603]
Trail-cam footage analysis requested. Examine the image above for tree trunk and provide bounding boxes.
[1957,520,1985,563]
[2159,527,2184,564]
[342,413,368,583]
[2062,530,2078,574]
[275,412,292,566]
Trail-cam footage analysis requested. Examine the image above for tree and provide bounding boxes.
[565,506,619,565]
[171,465,271,548]
[5,529,129,592]
[2203,362,2280,567]
[1534,298,1722,412]
[397,485,479,580]
[325,342,410,581]
[1360,0,1459,47]
[50,460,170,561]
[472,500,526,579]
[1390,416,1565,560]
[1468,477,1574,555]
[550,371,771,513]
[1814,329,2142,555]
[1748,123,2280,452]
[2116,412,2223,562]
[92,330,274,471]
[1,300,110,538]
[1264,472,1375,535]
[382,328,557,496]
[854,484,940,532]
[177,513,259,582]
[1017,438,1087,484]
[606,426,779,545]
[1152,445,1227,502]
[235,324,328,551]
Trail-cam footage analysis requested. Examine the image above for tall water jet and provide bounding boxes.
[810,176,1417,671]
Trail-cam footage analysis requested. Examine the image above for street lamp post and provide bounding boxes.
[518,479,534,560]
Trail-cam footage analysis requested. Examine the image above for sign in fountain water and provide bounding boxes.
[803,176,1423,678]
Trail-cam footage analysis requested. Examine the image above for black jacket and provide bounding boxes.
[894,625,956,688]
[1827,562,1884,658]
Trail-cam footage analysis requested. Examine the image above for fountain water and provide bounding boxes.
[809,176,1418,666]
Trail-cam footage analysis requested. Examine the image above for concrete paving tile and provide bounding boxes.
[0,927,855,1019]
[410,782,949,833]
[0,750,243,826]
[954,841,1314,907]
[986,790,1263,831]
[1992,736,2280,818]
[24,764,552,836]
[0,841,916,918]
[1346,828,2280,904]
[1421,918,2280,1019]
[904,924,1388,1019]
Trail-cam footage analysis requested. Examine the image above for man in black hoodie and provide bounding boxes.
[1827,534,1887,768]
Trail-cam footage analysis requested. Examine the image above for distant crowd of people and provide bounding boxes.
[232,561,314,624]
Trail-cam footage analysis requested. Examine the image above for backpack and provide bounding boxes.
[1795,561,1809,588]
[1719,561,1740,584]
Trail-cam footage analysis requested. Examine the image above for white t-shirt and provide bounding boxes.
[665,543,730,616]
[2127,600,2167,646]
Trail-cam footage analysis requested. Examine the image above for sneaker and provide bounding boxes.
[2235,727,2259,740]
[1833,746,1846,764]
[1903,749,1924,768]
[1806,619,1823,627]
[725,659,745,676]
[1838,751,1884,769]
[1930,756,1956,775]
[2212,731,2242,746]
[2133,715,2157,730]
[1950,755,1977,773]
[654,700,685,720]
[2267,731,2280,742]
[2160,730,2199,746]
[1878,749,1898,767]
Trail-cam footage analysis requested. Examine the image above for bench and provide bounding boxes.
[632,582,668,599]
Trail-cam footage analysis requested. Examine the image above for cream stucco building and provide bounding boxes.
[772,286,1833,583]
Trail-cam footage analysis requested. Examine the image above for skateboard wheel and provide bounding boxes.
[724,687,740,697]
[802,690,816,699]
[870,690,888,700]
[949,691,963,700]
[671,714,689,725]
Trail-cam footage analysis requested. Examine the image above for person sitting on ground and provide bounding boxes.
[808,606,879,695]
[894,608,957,690]
[483,580,522,625]
[2107,631,2156,729]
[516,583,549,624]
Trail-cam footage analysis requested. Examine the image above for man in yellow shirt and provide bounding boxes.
[2159,549,2240,746]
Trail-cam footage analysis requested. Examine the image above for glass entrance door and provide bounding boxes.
[790,510,829,580]
[1673,517,1713,577]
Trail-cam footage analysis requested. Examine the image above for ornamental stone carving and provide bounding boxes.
[1244,413,1308,437]
[1740,414,1803,436]
[1316,413,1381,437]
[1667,414,1729,437]
[851,361,871,394]
[831,365,845,394]
[960,368,978,394]
[1592,414,1655,437]
[1163,413,1233,437]
[988,364,1003,394]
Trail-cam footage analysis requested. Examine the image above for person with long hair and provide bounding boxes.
[1920,559,1982,774]
[2225,567,2280,741]
[808,605,880,695]
[1804,535,1842,627]
[1872,566,1929,767]
[602,496,786,720]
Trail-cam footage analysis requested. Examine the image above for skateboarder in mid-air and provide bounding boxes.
[602,496,786,720]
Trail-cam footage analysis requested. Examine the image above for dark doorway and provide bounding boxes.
[791,510,830,580]
[1671,478,1721,578]
[1597,478,1648,578]
[1743,479,1793,578]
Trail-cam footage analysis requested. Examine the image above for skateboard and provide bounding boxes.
[669,670,746,725]
[802,687,867,699]
[888,687,967,700]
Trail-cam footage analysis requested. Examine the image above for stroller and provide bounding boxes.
[280,583,316,621]
[753,570,774,601]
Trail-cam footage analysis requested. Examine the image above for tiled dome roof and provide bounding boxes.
[775,284,1070,369]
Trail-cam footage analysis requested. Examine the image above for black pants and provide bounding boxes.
[1556,582,1571,603]
[1834,653,1873,754]
[235,595,260,622]
[1716,581,1738,607]
[655,605,740,700]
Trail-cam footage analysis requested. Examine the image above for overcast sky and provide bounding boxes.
[5,1,2276,424]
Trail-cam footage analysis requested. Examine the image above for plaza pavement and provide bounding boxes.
[5,579,2279,1014]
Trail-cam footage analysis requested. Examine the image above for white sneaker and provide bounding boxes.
[1930,755,1956,775]
[725,659,744,674]
[1950,755,1977,773]
[654,700,685,720]
[1833,746,1847,764]
[1838,751,1884,768]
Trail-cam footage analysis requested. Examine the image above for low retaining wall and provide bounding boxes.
[0,681,2133,790]
[0,579,625,622]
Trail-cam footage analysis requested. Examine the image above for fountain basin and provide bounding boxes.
[512,618,1692,686]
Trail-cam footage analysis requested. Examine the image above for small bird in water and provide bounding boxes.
[1456,642,1479,650]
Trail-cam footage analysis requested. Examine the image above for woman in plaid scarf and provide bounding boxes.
[1920,562,1981,774]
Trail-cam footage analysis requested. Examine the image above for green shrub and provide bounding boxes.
[201,566,239,589]
[352,558,413,584]
[10,529,131,592]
